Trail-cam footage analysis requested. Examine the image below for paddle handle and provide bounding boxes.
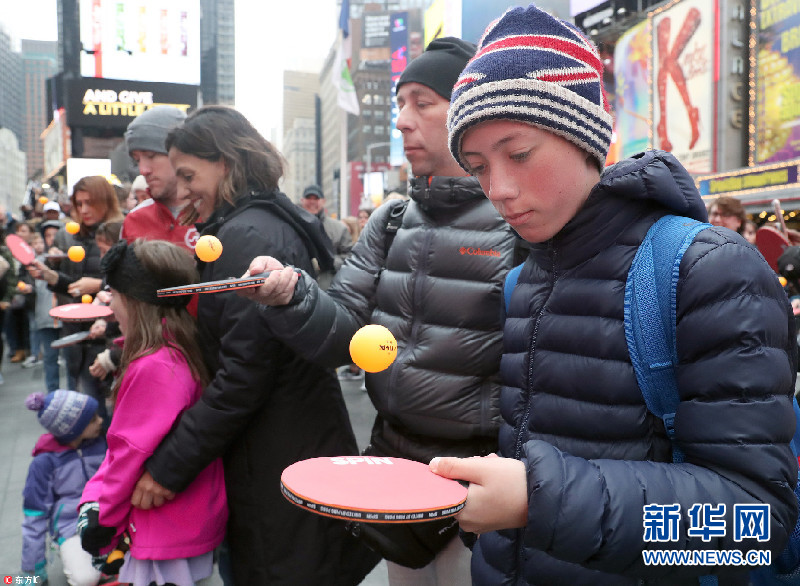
[773,199,788,234]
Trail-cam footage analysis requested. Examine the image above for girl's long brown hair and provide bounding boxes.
[111,240,209,400]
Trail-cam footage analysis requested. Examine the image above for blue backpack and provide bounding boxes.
[503,215,800,584]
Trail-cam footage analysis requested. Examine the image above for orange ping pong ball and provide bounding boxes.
[68,245,86,262]
[349,324,398,373]
[780,276,788,287]
[81,294,92,304]
[38,196,49,205]
[195,235,223,262]
[65,221,80,235]
[17,281,25,291]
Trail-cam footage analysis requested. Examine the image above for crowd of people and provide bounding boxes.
[10,3,800,586]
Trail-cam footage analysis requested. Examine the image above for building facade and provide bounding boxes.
[0,128,27,212]
[200,0,235,105]
[21,40,58,180]
[0,25,23,144]
[282,118,317,204]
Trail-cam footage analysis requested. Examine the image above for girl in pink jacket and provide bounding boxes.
[79,239,226,585]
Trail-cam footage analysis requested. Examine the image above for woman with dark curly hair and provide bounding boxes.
[128,106,378,584]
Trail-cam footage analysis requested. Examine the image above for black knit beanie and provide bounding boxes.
[397,37,477,100]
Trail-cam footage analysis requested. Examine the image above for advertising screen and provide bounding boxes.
[79,0,200,86]
[753,0,800,164]
[571,0,609,16]
[389,12,409,167]
[614,20,652,159]
[66,77,198,129]
[650,0,718,174]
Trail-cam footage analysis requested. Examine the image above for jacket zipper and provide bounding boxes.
[511,244,558,580]
[514,244,558,460]
[386,227,434,414]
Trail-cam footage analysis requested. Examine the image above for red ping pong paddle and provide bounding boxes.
[5,234,36,265]
[280,456,468,523]
[756,226,790,272]
[49,303,113,322]
[51,331,92,348]
[156,270,300,297]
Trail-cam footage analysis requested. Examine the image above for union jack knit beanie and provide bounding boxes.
[447,4,613,171]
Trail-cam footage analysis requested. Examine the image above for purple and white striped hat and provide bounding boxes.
[448,4,613,171]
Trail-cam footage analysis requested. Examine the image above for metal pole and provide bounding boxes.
[339,109,348,219]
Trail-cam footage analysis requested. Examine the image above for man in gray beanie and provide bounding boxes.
[120,105,198,253]
[241,35,527,585]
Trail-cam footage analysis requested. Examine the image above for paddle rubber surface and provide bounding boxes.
[5,234,35,265]
[50,303,113,322]
[756,226,790,272]
[280,456,468,523]
[51,331,92,348]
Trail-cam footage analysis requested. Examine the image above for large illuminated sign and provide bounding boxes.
[79,0,200,86]
[67,78,197,128]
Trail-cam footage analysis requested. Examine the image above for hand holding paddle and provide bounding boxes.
[68,277,102,298]
[238,256,300,306]
[429,454,528,534]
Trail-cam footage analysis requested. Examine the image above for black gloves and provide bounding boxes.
[77,501,116,556]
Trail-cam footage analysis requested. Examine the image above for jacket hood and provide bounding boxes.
[32,433,72,456]
[593,150,708,222]
[409,175,485,215]
[196,188,336,272]
[528,150,709,270]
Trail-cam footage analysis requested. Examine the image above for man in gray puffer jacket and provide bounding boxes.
[245,37,526,584]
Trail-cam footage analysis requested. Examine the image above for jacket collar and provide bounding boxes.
[409,175,485,215]
[528,150,709,271]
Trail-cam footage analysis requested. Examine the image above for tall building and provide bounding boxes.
[0,128,27,212]
[200,0,235,105]
[319,45,345,215]
[21,40,58,180]
[282,118,317,204]
[282,71,320,203]
[0,25,23,143]
[283,71,319,143]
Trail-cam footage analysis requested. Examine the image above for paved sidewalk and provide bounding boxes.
[0,361,387,584]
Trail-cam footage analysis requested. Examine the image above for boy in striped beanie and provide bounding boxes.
[447,4,613,173]
[430,4,797,585]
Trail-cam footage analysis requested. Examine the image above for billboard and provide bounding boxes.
[363,13,392,48]
[650,0,718,174]
[614,20,652,159]
[571,0,608,16]
[66,158,111,196]
[79,0,201,86]
[751,0,800,164]
[389,12,409,167]
[66,77,197,129]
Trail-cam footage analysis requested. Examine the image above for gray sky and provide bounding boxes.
[0,0,338,143]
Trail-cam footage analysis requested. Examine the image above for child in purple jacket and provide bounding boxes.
[22,390,106,585]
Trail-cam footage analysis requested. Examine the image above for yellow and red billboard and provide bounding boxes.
[751,0,800,165]
[650,0,718,173]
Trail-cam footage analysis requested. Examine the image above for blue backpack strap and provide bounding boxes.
[625,215,716,586]
[504,263,524,314]
[624,214,710,462]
